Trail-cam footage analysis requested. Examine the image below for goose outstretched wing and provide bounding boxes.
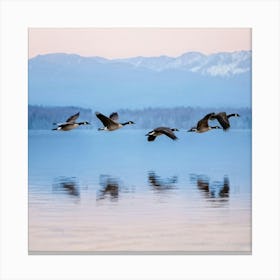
[154,127,178,140]
[109,112,119,121]
[212,112,230,130]
[66,112,80,123]
[95,112,118,126]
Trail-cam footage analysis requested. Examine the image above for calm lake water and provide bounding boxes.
[28,129,251,253]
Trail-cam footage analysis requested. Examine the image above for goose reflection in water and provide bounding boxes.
[52,176,80,197]
[191,174,230,206]
[148,171,178,191]
[97,175,121,201]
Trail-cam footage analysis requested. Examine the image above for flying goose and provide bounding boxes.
[145,127,179,141]
[210,112,240,130]
[52,112,90,131]
[188,113,221,133]
[95,112,134,131]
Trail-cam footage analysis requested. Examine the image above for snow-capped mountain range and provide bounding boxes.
[115,50,251,76]
[30,50,251,77]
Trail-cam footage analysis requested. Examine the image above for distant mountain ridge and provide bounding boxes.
[116,50,251,76]
[30,50,251,77]
[28,51,251,109]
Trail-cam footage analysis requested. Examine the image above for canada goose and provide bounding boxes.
[145,127,179,141]
[52,112,90,131]
[188,113,221,133]
[210,112,240,130]
[95,112,134,131]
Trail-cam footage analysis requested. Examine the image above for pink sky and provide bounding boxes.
[29,28,251,59]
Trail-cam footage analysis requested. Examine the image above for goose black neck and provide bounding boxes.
[121,122,130,126]
[227,114,236,118]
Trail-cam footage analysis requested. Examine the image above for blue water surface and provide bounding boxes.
[28,128,251,253]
